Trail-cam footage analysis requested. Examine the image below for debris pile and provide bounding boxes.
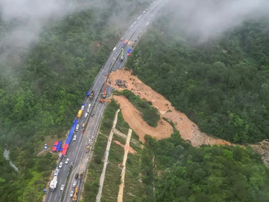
[115,79,127,88]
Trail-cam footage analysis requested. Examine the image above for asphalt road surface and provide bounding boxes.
[45,1,166,201]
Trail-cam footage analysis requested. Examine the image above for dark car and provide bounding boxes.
[75,173,79,179]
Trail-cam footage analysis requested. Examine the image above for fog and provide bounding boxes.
[167,0,269,42]
[0,0,96,59]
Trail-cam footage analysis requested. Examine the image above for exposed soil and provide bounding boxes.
[109,68,234,147]
[114,140,137,154]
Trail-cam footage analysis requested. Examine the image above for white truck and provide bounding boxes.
[50,176,58,192]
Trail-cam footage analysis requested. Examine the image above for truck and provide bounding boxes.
[89,90,94,100]
[49,176,58,192]
[120,47,124,62]
[102,83,107,99]
[77,110,82,118]
[72,186,79,201]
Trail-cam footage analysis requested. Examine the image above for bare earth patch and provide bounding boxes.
[114,140,137,154]
[110,68,234,147]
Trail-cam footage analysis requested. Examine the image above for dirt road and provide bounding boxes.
[117,129,132,202]
[96,109,120,202]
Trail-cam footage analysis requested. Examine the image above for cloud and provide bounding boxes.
[0,0,90,59]
[166,0,269,42]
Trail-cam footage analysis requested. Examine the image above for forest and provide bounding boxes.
[126,6,269,144]
[141,133,269,202]
[0,0,152,201]
[114,89,160,127]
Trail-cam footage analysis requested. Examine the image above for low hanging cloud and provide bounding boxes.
[0,0,92,59]
[167,0,269,42]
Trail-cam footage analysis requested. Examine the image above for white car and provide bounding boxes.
[65,158,69,164]
[73,135,77,141]
[113,47,116,51]
[85,113,88,118]
[73,180,77,188]
[88,103,91,109]
[81,105,85,110]
[70,191,74,198]
[75,124,79,132]
[54,168,59,176]
[60,184,64,191]
[87,108,90,113]
[59,162,63,168]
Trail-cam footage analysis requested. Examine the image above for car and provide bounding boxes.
[65,158,69,164]
[54,168,59,176]
[85,113,88,118]
[88,103,91,109]
[60,184,64,191]
[73,180,77,188]
[81,103,85,110]
[73,135,77,141]
[87,108,90,113]
[75,124,79,132]
[75,173,79,179]
[113,47,116,51]
[59,162,63,168]
[70,191,74,198]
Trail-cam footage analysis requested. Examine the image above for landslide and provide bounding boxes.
[110,69,233,147]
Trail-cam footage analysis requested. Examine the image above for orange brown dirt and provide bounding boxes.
[114,140,137,154]
[109,68,234,147]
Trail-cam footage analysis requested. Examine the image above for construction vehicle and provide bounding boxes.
[120,47,124,62]
[99,99,111,103]
[102,82,107,99]
[79,172,83,179]
[77,110,82,118]
[89,90,94,100]
[72,187,78,201]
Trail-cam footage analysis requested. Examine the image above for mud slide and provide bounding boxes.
[110,69,233,147]
[117,129,132,202]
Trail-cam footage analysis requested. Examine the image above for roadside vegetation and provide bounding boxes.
[0,0,153,200]
[114,89,160,127]
[82,100,119,202]
[127,7,269,144]
[141,133,269,202]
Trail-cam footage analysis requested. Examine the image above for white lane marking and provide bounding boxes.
[48,192,52,202]
[54,194,57,201]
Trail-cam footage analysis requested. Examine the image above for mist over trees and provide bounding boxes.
[127,2,269,144]
[0,0,152,201]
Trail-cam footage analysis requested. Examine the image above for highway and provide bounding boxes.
[44,0,166,201]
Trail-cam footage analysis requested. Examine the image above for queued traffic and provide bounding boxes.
[45,1,164,201]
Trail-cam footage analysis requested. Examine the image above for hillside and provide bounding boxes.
[126,5,269,144]
[0,0,152,201]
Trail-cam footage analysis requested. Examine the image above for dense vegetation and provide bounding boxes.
[0,0,151,201]
[115,89,160,127]
[82,99,119,202]
[83,99,145,202]
[141,133,269,202]
[127,10,269,143]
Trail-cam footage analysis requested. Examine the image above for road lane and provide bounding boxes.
[45,1,167,201]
